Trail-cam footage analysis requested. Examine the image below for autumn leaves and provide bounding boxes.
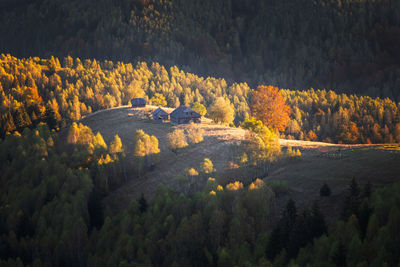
[251,85,291,134]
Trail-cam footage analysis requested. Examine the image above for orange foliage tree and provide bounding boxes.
[251,85,291,133]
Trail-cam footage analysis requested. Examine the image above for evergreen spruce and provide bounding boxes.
[139,193,148,213]
[320,182,331,197]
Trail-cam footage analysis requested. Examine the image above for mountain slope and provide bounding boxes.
[1,0,400,99]
[77,105,400,213]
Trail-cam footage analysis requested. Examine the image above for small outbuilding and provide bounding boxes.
[153,107,169,122]
[131,98,146,107]
[170,106,201,124]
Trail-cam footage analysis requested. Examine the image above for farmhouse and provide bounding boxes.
[131,98,146,107]
[170,106,201,124]
[153,107,169,122]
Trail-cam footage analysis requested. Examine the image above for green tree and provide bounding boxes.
[341,177,361,220]
[241,117,264,133]
[138,193,148,213]
[191,102,207,116]
[320,182,331,197]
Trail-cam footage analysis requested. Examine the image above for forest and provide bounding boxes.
[1,0,400,265]
[1,123,399,266]
[1,54,400,144]
[0,53,399,266]
[1,0,400,100]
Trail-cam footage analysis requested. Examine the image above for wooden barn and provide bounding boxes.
[131,98,146,107]
[153,107,169,122]
[170,106,201,124]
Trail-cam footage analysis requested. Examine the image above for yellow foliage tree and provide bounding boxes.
[226,181,244,191]
[133,129,160,171]
[167,128,188,153]
[200,158,215,174]
[249,178,265,190]
[150,93,167,107]
[186,126,204,144]
[244,123,281,176]
[208,97,235,124]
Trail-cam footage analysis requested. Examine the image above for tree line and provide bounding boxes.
[1,54,399,144]
[282,88,400,143]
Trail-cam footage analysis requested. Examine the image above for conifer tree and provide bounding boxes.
[139,193,148,213]
[320,182,331,197]
[341,177,361,220]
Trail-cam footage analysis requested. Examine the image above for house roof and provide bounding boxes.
[131,98,146,104]
[170,106,201,119]
[153,107,169,116]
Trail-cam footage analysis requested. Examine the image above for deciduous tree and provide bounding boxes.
[167,129,188,153]
[191,102,207,116]
[200,158,215,174]
[251,85,291,133]
[150,93,167,107]
[244,123,281,176]
[208,97,235,124]
[186,126,204,144]
[133,129,160,171]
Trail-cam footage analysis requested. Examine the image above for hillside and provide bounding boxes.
[79,105,400,215]
[1,0,400,100]
[3,1,400,264]
[79,105,246,208]
[1,103,400,266]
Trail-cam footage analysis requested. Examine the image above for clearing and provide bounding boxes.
[79,106,400,214]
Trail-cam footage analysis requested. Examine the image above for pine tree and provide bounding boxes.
[331,242,347,267]
[266,226,283,261]
[309,202,327,238]
[341,177,361,220]
[363,181,372,199]
[320,182,331,196]
[288,211,309,258]
[139,193,148,213]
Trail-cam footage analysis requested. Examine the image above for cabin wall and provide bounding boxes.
[171,117,201,124]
